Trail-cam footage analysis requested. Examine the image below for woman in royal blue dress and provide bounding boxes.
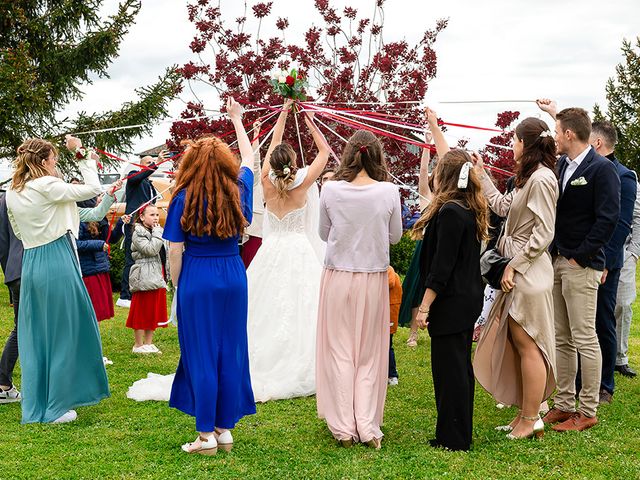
[163,97,256,455]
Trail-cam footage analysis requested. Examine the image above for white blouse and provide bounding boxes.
[6,160,103,249]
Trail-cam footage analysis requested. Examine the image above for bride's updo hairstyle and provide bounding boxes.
[333,130,388,182]
[270,143,298,198]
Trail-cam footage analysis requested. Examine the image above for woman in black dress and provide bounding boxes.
[412,108,489,451]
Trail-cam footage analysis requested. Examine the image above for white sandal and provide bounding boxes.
[181,434,218,455]
[214,429,233,452]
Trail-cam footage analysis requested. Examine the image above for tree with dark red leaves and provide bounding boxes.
[169,0,448,200]
[479,110,519,192]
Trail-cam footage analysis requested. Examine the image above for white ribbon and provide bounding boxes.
[457,161,473,189]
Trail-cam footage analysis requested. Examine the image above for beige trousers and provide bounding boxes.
[552,256,602,418]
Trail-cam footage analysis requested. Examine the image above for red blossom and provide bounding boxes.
[371,24,382,35]
[315,0,329,12]
[357,18,370,34]
[344,7,357,19]
[252,2,273,19]
[276,17,289,30]
[496,111,521,129]
[189,37,207,53]
[285,75,295,86]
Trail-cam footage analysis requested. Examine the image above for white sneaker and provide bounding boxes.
[132,345,151,354]
[52,410,77,424]
[103,357,113,366]
[388,377,399,386]
[116,298,131,308]
[146,344,162,354]
[0,385,21,404]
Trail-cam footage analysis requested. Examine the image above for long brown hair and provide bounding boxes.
[171,136,247,239]
[11,138,58,192]
[333,130,388,182]
[514,117,557,188]
[412,149,489,242]
[269,143,297,198]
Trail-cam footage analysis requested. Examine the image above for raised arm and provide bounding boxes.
[536,98,557,120]
[471,152,514,217]
[261,99,293,180]
[301,111,330,188]
[65,135,101,189]
[425,107,450,159]
[252,120,262,176]
[78,180,124,222]
[227,97,254,169]
[418,129,434,210]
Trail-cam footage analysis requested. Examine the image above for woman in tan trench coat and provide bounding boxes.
[472,117,559,440]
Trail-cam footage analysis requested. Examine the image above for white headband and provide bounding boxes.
[539,130,553,138]
[458,161,473,189]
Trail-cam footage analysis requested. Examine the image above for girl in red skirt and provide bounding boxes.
[126,204,168,353]
[76,197,127,322]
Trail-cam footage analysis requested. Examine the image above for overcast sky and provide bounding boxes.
[64,0,639,154]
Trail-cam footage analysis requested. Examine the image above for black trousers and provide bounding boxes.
[431,328,474,451]
[120,223,134,300]
[596,267,621,395]
[0,279,20,387]
[389,334,398,378]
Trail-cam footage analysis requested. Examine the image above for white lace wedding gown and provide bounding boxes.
[246,177,324,402]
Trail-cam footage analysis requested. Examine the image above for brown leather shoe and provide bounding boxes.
[599,389,613,405]
[551,412,598,432]
[542,407,574,424]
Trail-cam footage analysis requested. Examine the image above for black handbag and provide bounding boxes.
[479,222,511,290]
[480,248,510,289]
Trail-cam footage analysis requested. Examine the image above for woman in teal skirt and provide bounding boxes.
[400,128,434,347]
[6,137,112,424]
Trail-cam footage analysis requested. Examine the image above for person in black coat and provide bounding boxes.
[589,121,637,403]
[412,108,490,452]
[118,155,159,306]
[0,190,24,401]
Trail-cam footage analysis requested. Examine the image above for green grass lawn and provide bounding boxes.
[0,280,639,479]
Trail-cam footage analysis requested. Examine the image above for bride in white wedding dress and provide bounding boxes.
[247,100,330,402]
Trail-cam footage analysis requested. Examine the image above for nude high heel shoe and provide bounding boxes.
[506,416,544,440]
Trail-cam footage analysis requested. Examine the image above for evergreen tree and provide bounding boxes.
[595,37,640,172]
[0,0,180,170]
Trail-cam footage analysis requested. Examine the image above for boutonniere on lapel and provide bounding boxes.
[570,176,588,186]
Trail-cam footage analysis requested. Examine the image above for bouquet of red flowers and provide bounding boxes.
[270,68,307,100]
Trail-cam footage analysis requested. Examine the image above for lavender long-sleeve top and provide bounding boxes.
[319,180,403,273]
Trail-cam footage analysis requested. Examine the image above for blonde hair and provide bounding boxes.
[412,149,489,242]
[11,138,58,192]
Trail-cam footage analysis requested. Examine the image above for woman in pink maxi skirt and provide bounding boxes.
[316,130,403,449]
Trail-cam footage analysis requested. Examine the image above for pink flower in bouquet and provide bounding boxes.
[285,75,295,86]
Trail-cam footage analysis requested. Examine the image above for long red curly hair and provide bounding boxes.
[171,136,247,239]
